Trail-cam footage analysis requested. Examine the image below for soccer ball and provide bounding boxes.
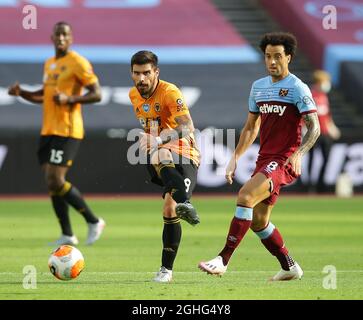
[48,245,85,281]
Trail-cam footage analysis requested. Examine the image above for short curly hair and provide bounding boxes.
[259,32,297,59]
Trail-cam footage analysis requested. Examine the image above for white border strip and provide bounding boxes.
[0,45,261,63]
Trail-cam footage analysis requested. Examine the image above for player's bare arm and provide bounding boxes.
[8,82,44,104]
[161,113,194,143]
[53,82,102,105]
[139,114,194,154]
[285,112,320,175]
[226,113,261,184]
[299,112,321,155]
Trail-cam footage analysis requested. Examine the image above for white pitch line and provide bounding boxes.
[1,270,363,275]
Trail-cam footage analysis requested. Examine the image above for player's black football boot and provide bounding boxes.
[175,201,200,226]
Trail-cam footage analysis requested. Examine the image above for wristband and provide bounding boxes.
[155,136,163,145]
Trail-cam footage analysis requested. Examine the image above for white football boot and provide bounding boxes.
[49,234,79,246]
[198,256,227,276]
[270,262,303,281]
[86,218,106,245]
[153,266,173,283]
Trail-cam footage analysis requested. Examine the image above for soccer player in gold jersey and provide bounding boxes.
[8,22,105,246]
[129,51,200,282]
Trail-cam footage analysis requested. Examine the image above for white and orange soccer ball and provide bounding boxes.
[48,245,85,281]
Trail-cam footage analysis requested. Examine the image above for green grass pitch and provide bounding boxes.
[0,196,362,300]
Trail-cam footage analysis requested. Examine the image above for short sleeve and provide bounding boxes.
[248,84,259,113]
[294,83,317,114]
[74,57,98,86]
[164,87,190,116]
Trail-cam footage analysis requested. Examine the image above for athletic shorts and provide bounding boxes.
[252,158,299,205]
[146,152,198,199]
[37,135,81,167]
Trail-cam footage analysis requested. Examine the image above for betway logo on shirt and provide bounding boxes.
[259,103,287,116]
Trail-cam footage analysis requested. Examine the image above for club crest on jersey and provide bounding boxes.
[259,103,287,116]
[176,98,186,112]
[279,88,289,97]
[142,104,150,112]
[139,118,146,128]
[154,103,161,112]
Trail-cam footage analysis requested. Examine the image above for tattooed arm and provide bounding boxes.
[299,112,321,155]
[285,112,320,175]
[159,114,194,144]
[139,113,194,153]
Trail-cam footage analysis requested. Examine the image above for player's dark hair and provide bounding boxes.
[53,21,72,32]
[259,32,297,59]
[131,51,158,69]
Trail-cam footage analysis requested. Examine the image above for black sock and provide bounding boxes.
[58,182,99,224]
[159,162,187,203]
[162,217,182,270]
[51,195,73,236]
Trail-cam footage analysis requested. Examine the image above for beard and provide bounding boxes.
[268,68,279,76]
[137,85,148,94]
[136,78,157,97]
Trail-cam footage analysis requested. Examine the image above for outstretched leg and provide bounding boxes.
[251,202,303,281]
[199,173,270,275]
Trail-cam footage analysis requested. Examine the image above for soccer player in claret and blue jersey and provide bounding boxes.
[199,32,321,281]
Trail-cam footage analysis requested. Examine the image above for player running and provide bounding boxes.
[199,32,320,281]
